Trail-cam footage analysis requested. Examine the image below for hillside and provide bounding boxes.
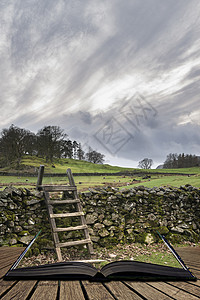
[0,155,137,174]
[1,155,200,175]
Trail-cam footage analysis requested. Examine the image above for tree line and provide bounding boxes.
[163,153,200,168]
[138,153,200,170]
[0,124,105,167]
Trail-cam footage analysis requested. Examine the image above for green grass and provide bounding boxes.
[2,155,200,174]
[141,167,200,174]
[0,174,130,191]
[0,155,200,190]
[135,252,181,268]
[20,156,137,173]
[120,174,200,189]
[1,173,200,191]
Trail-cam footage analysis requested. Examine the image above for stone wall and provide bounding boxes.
[0,187,52,255]
[81,185,200,246]
[0,185,199,252]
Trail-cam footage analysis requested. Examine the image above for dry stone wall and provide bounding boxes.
[0,185,199,253]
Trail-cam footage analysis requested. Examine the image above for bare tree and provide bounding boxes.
[138,158,153,169]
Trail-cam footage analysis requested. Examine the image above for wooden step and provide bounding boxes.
[39,185,77,192]
[50,212,84,218]
[54,225,88,232]
[48,199,80,205]
[57,238,92,248]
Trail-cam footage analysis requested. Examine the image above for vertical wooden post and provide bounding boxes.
[36,165,44,190]
[66,168,75,186]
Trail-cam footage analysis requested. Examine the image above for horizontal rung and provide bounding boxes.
[38,185,77,192]
[48,199,80,204]
[54,225,88,232]
[50,212,84,218]
[57,239,91,248]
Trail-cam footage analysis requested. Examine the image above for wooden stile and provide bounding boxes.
[36,165,94,261]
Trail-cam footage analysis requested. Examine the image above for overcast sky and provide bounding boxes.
[0,0,200,168]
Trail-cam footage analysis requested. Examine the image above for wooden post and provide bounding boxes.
[66,168,75,186]
[36,165,44,190]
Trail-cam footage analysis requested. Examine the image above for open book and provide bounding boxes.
[5,259,196,281]
[5,231,196,281]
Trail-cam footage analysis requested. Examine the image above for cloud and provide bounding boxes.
[0,0,200,166]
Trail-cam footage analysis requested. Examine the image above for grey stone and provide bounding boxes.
[148,213,156,221]
[91,236,100,242]
[28,218,35,225]
[157,191,164,196]
[19,235,34,245]
[86,213,98,224]
[8,221,14,227]
[103,219,113,226]
[9,238,17,245]
[99,228,109,237]
[94,223,105,230]
[145,233,154,244]
[14,226,23,233]
[27,199,42,205]
[171,226,184,233]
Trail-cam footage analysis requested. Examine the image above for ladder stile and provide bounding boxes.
[36,165,94,261]
[67,168,94,254]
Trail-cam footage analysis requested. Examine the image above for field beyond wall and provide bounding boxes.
[0,156,199,190]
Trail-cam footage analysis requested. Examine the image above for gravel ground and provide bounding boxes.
[19,241,198,268]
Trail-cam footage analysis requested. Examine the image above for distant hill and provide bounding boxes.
[0,155,137,174]
[1,155,199,175]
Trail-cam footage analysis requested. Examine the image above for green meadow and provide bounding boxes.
[0,155,200,190]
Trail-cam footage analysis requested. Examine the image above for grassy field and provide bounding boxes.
[0,155,199,190]
[0,173,200,191]
[0,174,131,191]
[2,155,200,174]
[1,155,136,174]
[120,174,200,189]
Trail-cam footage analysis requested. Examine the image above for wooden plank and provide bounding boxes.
[189,268,200,279]
[104,281,143,299]
[192,280,200,286]
[82,281,114,300]
[0,247,25,257]
[0,247,25,278]
[167,281,200,297]
[185,263,200,269]
[0,264,14,278]
[0,279,16,297]
[57,238,91,248]
[0,257,20,269]
[175,247,200,262]
[40,185,77,192]
[30,281,58,300]
[54,225,88,232]
[148,281,200,300]
[1,280,37,300]
[0,250,24,265]
[48,199,80,204]
[60,281,85,300]
[50,212,84,218]
[125,281,172,299]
